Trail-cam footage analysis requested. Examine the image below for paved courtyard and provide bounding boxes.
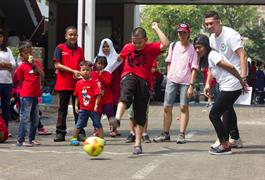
[0,103,265,180]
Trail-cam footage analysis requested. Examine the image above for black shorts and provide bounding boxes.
[119,73,150,126]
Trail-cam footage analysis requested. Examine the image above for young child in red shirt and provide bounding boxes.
[53,26,85,142]
[91,56,119,137]
[15,41,44,147]
[110,22,169,154]
[70,61,102,146]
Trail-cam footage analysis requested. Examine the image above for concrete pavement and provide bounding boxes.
[0,103,265,180]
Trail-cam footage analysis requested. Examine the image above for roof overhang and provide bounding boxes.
[96,0,265,5]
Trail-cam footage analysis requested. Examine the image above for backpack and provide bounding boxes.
[0,115,8,142]
[171,41,176,51]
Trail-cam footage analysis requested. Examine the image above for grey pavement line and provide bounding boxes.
[239,121,265,125]
[131,159,162,179]
[0,148,205,157]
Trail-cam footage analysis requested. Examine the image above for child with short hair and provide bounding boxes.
[91,56,119,137]
[70,61,102,146]
[110,22,169,154]
[53,26,85,142]
[15,41,44,147]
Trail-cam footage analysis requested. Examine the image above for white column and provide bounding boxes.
[78,0,95,61]
[134,5,140,28]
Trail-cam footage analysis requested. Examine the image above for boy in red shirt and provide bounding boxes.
[70,61,102,146]
[53,26,85,142]
[110,22,169,154]
[15,41,44,147]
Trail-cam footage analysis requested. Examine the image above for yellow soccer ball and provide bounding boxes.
[83,136,105,157]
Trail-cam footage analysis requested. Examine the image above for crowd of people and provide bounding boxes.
[1,10,263,155]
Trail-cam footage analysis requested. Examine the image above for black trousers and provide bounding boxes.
[56,90,78,134]
[209,89,241,143]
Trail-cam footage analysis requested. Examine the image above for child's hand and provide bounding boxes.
[203,84,211,98]
[187,85,194,99]
[73,70,82,79]
[151,22,159,30]
[75,105,79,114]
[94,104,98,112]
[117,56,123,62]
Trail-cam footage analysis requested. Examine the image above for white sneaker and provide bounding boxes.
[211,139,220,149]
[229,138,243,148]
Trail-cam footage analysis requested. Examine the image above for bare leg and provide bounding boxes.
[163,106,173,132]
[143,120,148,134]
[179,105,189,133]
[115,102,127,120]
[97,128,104,139]
[135,124,143,147]
[72,128,81,139]
[129,118,136,134]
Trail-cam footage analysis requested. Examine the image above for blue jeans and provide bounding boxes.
[164,80,189,106]
[0,83,12,127]
[76,110,102,129]
[17,97,39,143]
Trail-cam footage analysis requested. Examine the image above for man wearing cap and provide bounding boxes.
[204,11,248,148]
[153,22,198,144]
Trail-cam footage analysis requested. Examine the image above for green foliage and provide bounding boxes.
[141,5,204,69]
[140,5,265,68]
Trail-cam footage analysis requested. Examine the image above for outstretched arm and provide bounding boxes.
[151,22,170,51]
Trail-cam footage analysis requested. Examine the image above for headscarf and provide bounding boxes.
[97,38,120,73]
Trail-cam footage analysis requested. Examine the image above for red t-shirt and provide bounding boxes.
[202,68,217,87]
[15,60,43,97]
[53,43,85,91]
[119,42,161,86]
[74,79,101,111]
[91,71,113,105]
[149,59,158,92]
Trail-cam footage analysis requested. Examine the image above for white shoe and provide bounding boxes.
[229,138,243,148]
[211,139,220,149]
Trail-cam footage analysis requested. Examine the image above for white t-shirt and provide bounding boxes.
[209,26,243,72]
[0,47,16,84]
[208,50,242,91]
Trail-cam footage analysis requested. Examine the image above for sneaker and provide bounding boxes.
[109,117,120,128]
[109,126,121,137]
[38,128,52,135]
[133,146,142,155]
[153,132,170,143]
[16,141,33,147]
[229,138,243,148]
[211,139,220,149]
[209,145,232,155]
[54,133,65,142]
[70,138,80,146]
[176,134,186,144]
[31,140,41,145]
[142,134,151,143]
[77,132,86,142]
[126,134,136,143]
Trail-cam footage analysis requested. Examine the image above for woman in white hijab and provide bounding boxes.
[97,38,123,137]
[97,38,121,73]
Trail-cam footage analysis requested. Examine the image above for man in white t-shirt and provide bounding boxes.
[204,11,248,148]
